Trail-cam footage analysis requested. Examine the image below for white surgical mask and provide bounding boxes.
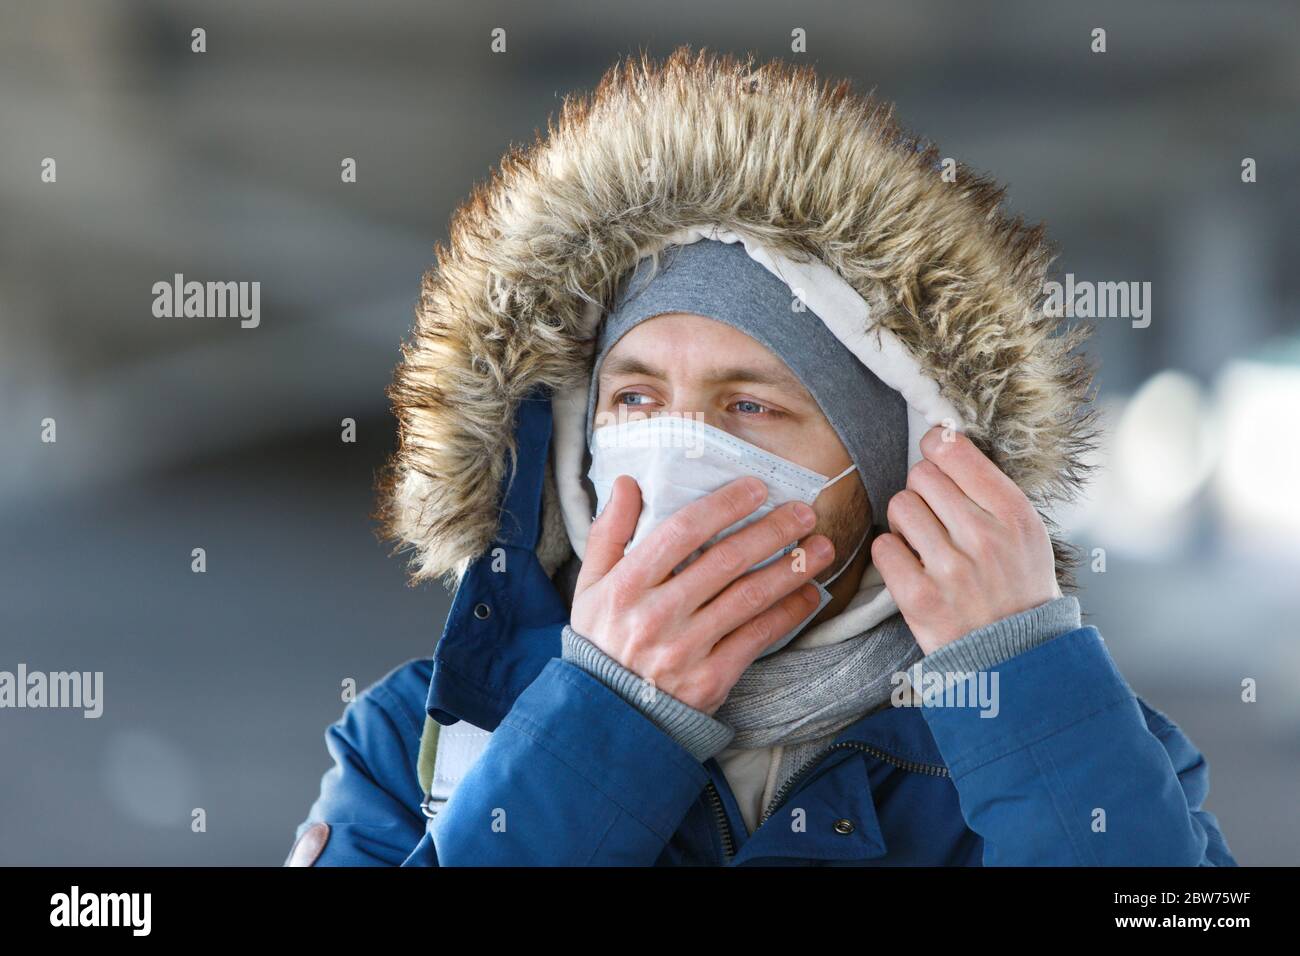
[587,415,869,657]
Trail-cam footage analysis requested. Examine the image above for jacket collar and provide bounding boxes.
[424,390,569,731]
[833,696,949,768]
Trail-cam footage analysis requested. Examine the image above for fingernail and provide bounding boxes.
[792,502,816,527]
[744,477,767,502]
[811,537,834,559]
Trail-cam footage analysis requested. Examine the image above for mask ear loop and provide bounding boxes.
[822,523,872,588]
[811,461,869,587]
[823,461,857,488]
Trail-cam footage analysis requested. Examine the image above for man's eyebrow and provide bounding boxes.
[599,355,808,396]
[705,364,806,393]
[599,355,666,380]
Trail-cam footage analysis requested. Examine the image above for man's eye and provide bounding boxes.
[733,399,773,415]
[615,391,653,406]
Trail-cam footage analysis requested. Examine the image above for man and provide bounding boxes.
[286,47,1234,866]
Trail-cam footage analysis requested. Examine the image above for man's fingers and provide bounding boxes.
[885,489,955,567]
[574,475,641,596]
[659,501,818,612]
[904,457,991,537]
[622,476,768,588]
[870,531,926,598]
[690,533,835,644]
[919,426,1023,518]
[708,582,823,680]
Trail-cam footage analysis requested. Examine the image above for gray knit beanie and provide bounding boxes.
[585,239,908,525]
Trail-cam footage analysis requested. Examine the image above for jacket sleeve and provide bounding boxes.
[560,624,735,760]
[286,664,430,866]
[918,624,1237,866]
[417,658,713,866]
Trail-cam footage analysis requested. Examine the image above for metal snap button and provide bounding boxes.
[833,818,855,835]
[473,602,491,620]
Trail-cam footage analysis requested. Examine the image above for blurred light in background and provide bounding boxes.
[103,729,199,829]
[1055,371,1217,559]
[1213,341,1300,550]
[1115,370,1217,518]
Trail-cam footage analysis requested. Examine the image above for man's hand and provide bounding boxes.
[871,425,1062,655]
[571,475,836,714]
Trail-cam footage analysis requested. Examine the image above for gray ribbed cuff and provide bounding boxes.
[920,594,1082,675]
[560,624,736,762]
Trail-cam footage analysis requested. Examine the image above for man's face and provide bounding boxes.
[592,312,871,582]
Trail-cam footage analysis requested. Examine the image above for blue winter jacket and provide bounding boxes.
[289,395,1236,867]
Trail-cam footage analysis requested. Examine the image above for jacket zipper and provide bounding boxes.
[757,741,950,828]
[703,780,736,862]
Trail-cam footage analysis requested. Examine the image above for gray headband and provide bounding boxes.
[585,238,907,526]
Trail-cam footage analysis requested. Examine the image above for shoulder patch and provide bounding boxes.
[285,822,331,867]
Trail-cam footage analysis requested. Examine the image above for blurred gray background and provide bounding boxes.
[1,0,1296,865]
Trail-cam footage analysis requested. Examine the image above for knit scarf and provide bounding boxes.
[713,607,924,750]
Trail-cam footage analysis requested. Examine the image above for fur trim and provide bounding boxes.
[378,45,1101,591]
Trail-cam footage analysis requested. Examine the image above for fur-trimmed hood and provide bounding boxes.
[380,45,1099,599]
